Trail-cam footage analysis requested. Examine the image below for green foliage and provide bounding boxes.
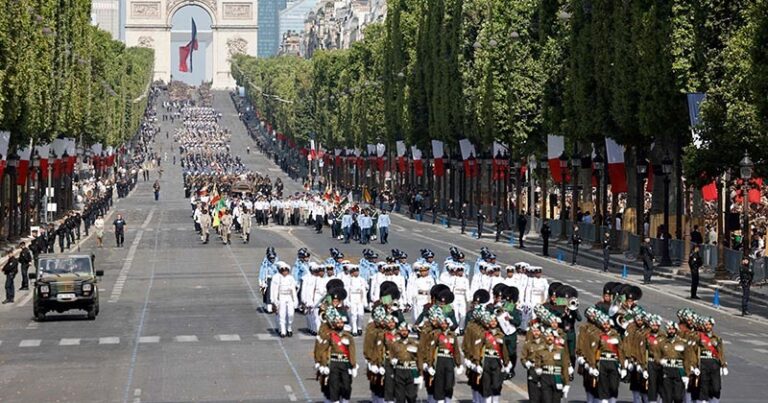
[0,0,154,150]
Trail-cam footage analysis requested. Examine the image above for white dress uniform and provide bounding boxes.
[270,272,298,336]
[344,274,368,334]
[470,272,492,296]
[444,274,470,331]
[302,273,327,334]
[406,274,435,322]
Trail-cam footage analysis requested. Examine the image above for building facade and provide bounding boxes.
[91,0,122,40]
[258,0,288,57]
[301,0,386,58]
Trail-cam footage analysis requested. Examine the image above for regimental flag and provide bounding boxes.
[605,138,628,194]
[363,187,372,204]
[17,145,32,186]
[0,132,9,179]
[431,140,445,177]
[411,146,424,177]
[35,143,50,179]
[179,18,199,73]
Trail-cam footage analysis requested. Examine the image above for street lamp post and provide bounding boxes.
[529,156,538,236]
[513,160,521,224]
[740,151,754,259]
[540,157,550,221]
[559,152,568,240]
[661,155,673,266]
[636,157,648,236]
[593,153,605,246]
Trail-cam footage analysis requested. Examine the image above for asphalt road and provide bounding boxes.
[0,91,766,403]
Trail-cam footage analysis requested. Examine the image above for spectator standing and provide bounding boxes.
[94,215,105,248]
[571,224,582,265]
[113,214,127,247]
[688,244,703,299]
[640,238,655,284]
[691,225,704,246]
[2,249,18,304]
[18,242,32,291]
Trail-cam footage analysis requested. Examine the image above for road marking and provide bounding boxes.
[139,336,160,344]
[26,321,39,330]
[256,333,278,341]
[285,385,297,402]
[19,339,41,347]
[109,229,145,303]
[756,348,768,354]
[743,339,768,346]
[59,338,81,346]
[141,209,155,228]
[216,334,241,342]
[175,335,198,342]
[503,379,529,399]
[100,337,120,345]
[133,388,142,403]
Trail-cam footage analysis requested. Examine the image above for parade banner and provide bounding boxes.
[0,132,9,180]
[459,138,478,178]
[65,138,76,174]
[411,146,424,177]
[52,138,67,179]
[431,140,445,177]
[491,141,508,181]
[376,143,386,173]
[605,138,628,193]
[35,143,50,179]
[547,135,566,183]
[16,145,32,186]
[396,141,407,173]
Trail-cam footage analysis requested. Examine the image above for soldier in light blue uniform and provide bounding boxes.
[359,249,380,282]
[325,248,346,275]
[259,247,279,313]
[293,247,311,283]
[443,246,470,278]
[415,248,440,280]
[472,247,497,280]
[392,249,412,280]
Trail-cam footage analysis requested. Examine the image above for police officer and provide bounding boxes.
[2,249,19,304]
[571,224,582,265]
[603,232,611,272]
[476,209,486,238]
[495,210,505,242]
[688,244,703,299]
[640,238,655,284]
[541,219,551,257]
[739,257,754,316]
[459,203,467,234]
[517,213,527,248]
[259,247,279,313]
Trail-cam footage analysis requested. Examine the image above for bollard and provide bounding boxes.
[557,251,563,263]
[622,265,628,279]
[471,230,478,239]
[509,235,515,245]
[713,287,721,309]
[441,218,448,228]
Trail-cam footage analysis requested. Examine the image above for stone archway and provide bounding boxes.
[124,0,258,89]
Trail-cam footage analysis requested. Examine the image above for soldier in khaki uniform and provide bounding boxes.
[694,316,727,403]
[533,328,572,402]
[466,310,510,403]
[576,308,601,403]
[621,310,650,403]
[594,311,624,402]
[654,322,697,403]
[386,321,420,403]
[220,209,233,244]
[521,323,547,402]
[199,208,211,243]
[423,308,463,403]
[314,306,357,403]
[462,291,490,403]
[240,207,252,243]
[363,306,387,402]
[644,315,664,403]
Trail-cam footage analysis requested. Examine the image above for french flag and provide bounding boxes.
[35,143,50,179]
[396,141,407,173]
[411,146,424,177]
[179,18,198,73]
[605,138,628,193]
[431,140,445,177]
[0,132,9,179]
[16,145,32,186]
[547,135,566,183]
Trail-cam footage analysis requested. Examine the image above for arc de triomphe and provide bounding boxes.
[125,0,258,88]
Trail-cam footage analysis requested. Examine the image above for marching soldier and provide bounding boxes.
[293,248,311,284]
[405,262,435,322]
[220,208,233,245]
[270,261,298,337]
[344,264,367,336]
[695,316,727,403]
[314,306,357,403]
[594,311,624,402]
[522,323,547,402]
[469,310,511,403]
[424,308,463,403]
[259,247,278,313]
[533,328,571,402]
[576,308,601,403]
[199,208,211,243]
[655,322,697,403]
[386,322,420,403]
[416,249,440,281]
[240,206,252,243]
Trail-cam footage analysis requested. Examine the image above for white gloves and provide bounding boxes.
[501,363,513,373]
[620,369,628,378]
[535,368,543,376]
[378,366,386,375]
[590,368,600,377]
[428,367,436,376]
[476,365,484,375]
[414,376,424,385]
[456,366,464,376]
[643,370,649,380]
[314,362,320,371]
[319,366,330,375]
[624,359,630,369]
[349,367,358,378]
[390,358,399,366]
[423,363,430,371]
[576,356,585,366]
[568,366,574,376]
[525,360,534,369]
[660,359,668,366]
[563,385,570,398]
[692,367,701,376]
[721,367,729,376]
[370,364,379,374]
[682,376,689,389]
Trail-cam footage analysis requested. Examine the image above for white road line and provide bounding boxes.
[175,335,198,342]
[503,380,529,399]
[19,339,41,347]
[109,229,145,303]
[755,348,768,354]
[743,339,768,346]
[100,337,120,345]
[285,385,297,402]
[133,388,142,403]
[216,334,241,342]
[59,338,81,346]
[141,209,155,228]
[138,336,160,344]
[256,333,278,341]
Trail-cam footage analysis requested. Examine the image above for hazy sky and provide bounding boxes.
[171,5,212,85]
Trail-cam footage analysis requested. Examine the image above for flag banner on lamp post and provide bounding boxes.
[492,141,508,181]
[605,138,628,193]
[36,143,50,179]
[0,132,10,180]
[431,140,445,177]
[16,145,32,186]
[547,135,565,183]
[376,143,386,173]
[65,138,76,174]
[396,141,407,173]
[411,146,424,177]
[459,138,478,178]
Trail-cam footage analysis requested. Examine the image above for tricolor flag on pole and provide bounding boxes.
[411,146,424,177]
[396,141,407,173]
[0,132,10,179]
[179,18,199,73]
[36,143,50,179]
[431,140,445,177]
[16,144,32,186]
[309,139,317,161]
[492,141,508,181]
[458,138,478,178]
[547,135,565,183]
[605,138,628,194]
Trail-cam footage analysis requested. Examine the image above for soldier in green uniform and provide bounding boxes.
[314,306,357,403]
[576,308,601,403]
[469,310,510,403]
[654,321,697,403]
[521,323,547,402]
[695,316,727,403]
[594,311,624,402]
[424,308,463,403]
[386,321,420,403]
[533,328,572,402]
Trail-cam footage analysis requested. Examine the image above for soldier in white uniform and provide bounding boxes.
[415,249,440,280]
[301,263,327,335]
[343,263,367,336]
[369,261,388,304]
[405,263,435,322]
[444,262,470,334]
[438,261,455,284]
[470,261,493,296]
[270,262,298,337]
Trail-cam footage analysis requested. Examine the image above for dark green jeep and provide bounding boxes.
[30,254,103,321]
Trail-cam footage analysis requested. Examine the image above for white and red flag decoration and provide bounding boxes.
[51,138,67,179]
[605,138,628,193]
[547,135,566,183]
[106,146,115,167]
[308,140,317,161]
[376,143,386,173]
[91,143,103,170]
[411,146,424,177]
[35,143,50,179]
[459,138,479,178]
[0,132,9,179]
[16,144,32,186]
[396,141,407,173]
[65,138,76,174]
[431,140,445,177]
[492,141,509,181]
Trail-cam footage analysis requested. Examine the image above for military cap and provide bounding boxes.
[492,283,508,298]
[431,284,451,299]
[548,282,563,297]
[603,282,618,295]
[420,248,435,259]
[297,248,310,259]
[326,278,345,292]
[437,289,455,305]
[473,289,491,304]
[330,288,347,301]
[504,286,520,303]
[480,246,491,260]
[276,261,291,272]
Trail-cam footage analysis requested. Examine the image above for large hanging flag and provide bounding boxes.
[492,141,508,181]
[396,141,407,173]
[35,143,50,179]
[0,132,9,179]
[376,143,386,173]
[431,140,445,177]
[459,138,478,178]
[411,146,424,177]
[605,138,628,193]
[52,138,67,179]
[179,18,199,73]
[547,135,566,183]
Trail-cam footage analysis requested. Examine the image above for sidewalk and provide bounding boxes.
[397,209,768,307]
